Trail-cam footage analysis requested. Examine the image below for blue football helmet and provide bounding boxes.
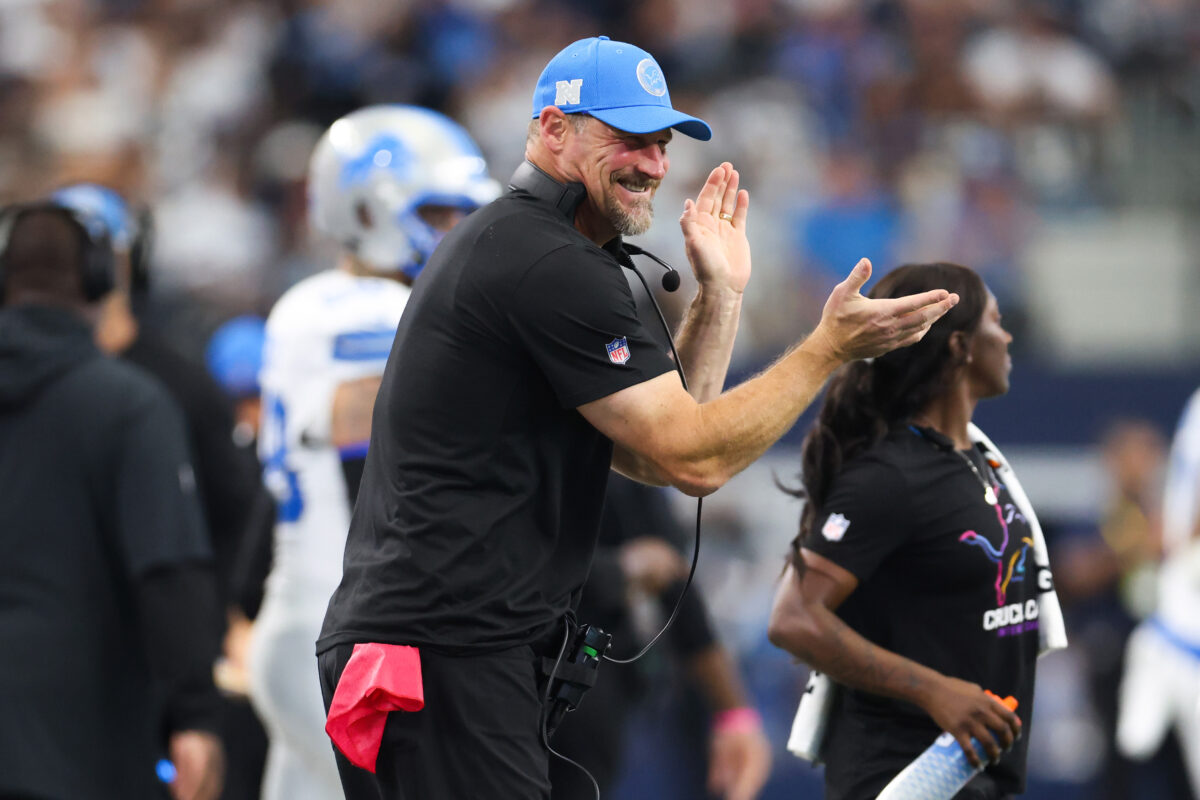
[307,105,499,280]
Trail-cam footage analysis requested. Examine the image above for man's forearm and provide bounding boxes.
[672,286,743,403]
[602,336,844,495]
[682,336,843,487]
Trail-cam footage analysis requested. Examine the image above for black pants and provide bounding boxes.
[318,643,553,800]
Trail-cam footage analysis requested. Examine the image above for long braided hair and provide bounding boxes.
[788,263,989,570]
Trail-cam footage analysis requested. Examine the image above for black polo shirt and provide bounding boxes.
[318,186,676,655]
[803,425,1038,800]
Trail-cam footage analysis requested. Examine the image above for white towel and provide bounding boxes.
[786,425,1067,763]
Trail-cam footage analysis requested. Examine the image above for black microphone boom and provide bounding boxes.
[622,242,680,292]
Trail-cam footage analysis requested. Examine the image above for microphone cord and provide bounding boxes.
[541,617,602,800]
[607,251,702,666]
[542,245,704,800]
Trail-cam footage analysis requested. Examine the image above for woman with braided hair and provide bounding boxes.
[768,262,1041,800]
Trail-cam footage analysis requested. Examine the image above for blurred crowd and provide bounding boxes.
[2,0,1198,367]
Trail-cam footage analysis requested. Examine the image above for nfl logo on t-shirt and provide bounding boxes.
[821,513,850,541]
[606,337,631,365]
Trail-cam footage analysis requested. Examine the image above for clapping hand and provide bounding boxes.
[809,258,959,363]
[680,163,751,294]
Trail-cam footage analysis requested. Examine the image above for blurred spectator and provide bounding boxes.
[0,0,1187,373]
[204,313,276,629]
[962,4,1117,122]
[206,314,268,449]
[205,313,274,800]
[795,149,902,303]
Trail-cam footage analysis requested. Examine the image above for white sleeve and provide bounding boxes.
[260,311,339,457]
[1163,389,1200,556]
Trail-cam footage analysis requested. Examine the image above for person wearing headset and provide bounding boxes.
[251,104,499,800]
[0,204,224,800]
[51,182,269,800]
[316,36,958,800]
[50,183,262,608]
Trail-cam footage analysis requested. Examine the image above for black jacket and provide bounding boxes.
[0,305,221,800]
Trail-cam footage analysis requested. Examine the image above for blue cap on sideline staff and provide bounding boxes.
[206,315,266,399]
[50,183,136,250]
[532,36,712,141]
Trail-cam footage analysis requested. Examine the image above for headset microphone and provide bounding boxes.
[620,242,680,292]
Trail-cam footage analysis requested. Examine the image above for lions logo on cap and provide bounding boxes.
[636,58,667,97]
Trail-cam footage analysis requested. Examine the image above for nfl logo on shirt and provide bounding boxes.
[606,337,631,365]
[822,513,851,541]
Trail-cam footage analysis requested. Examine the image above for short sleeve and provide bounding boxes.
[115,387,212,577]
[803,457,913,583]
[508,245,675,408]
[260,309,338,452]
[260,277,405,455]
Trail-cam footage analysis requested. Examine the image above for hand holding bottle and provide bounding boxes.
[876,691,1019,800]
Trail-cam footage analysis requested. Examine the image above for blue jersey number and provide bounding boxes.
[261,393,304,523]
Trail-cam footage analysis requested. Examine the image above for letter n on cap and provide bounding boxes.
[555,79,583,106]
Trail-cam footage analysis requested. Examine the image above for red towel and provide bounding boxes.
[325,643,424,772]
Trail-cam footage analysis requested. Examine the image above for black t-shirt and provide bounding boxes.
[803,426,1039,800]
[318,188,676,655]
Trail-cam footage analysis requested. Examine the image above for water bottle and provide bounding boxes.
[875,693,1019,800]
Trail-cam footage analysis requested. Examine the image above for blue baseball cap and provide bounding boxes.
[532,36,711,141]
[206,315,266,398]
[50,183,135,250]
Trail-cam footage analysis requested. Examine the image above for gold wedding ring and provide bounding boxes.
[719,212,734,221]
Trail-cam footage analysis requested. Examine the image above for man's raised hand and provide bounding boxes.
[680,162,751,294]
[808,258,959,364]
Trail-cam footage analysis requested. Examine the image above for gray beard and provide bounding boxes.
[604,192,654,236]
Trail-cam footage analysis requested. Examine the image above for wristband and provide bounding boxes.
[713,706,762,735]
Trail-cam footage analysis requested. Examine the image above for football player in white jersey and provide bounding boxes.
[248,105,499,800]
[1117,387,1200,795]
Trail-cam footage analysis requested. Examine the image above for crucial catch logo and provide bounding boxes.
[606,337,631,365]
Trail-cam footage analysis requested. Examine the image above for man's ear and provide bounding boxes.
[537,106,572,154]
[949,330,971,363]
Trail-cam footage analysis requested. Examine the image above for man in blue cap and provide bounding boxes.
[317,36,958,800]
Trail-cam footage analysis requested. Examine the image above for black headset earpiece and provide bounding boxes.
[0,205,17,304]
[128,207,154,295]
[0,203,116,303]
[73,211,116,302]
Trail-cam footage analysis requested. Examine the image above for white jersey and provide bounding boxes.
[258,269,410,596]
[1157,388,1200,642]
[1116,387,1200,790]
